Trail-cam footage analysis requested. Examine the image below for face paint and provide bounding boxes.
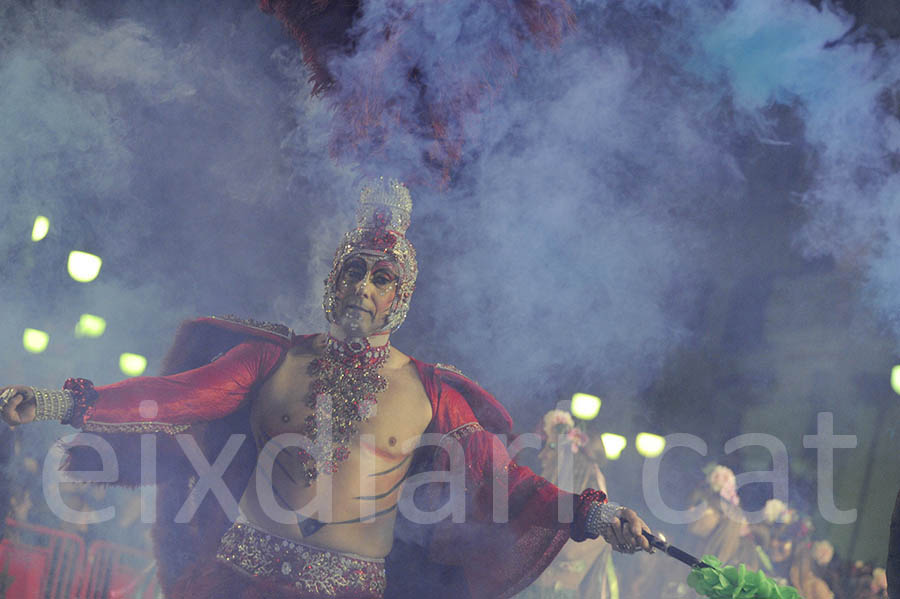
[334,254,399,336]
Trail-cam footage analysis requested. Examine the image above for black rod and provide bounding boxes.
[642,530,710,569]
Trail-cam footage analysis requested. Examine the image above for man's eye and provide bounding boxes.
[373,273,396,286]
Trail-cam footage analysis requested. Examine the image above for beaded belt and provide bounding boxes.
[216,521,386,598]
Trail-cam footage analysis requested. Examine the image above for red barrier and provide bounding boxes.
[0,538,50,597]
[2,518,86,599]
[79,540,156,599]
[1,519,158,598]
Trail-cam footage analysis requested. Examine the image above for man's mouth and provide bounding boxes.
[345,305,372,316]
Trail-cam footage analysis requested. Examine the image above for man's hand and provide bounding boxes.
[1,386,36,427]
[606,507,653,554]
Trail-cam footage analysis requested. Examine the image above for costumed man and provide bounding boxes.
[1,179,654,599]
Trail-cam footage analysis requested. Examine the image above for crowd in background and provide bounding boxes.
[624,463,889,599]
[516,409,891,599]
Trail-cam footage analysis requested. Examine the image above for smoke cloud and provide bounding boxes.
[4,0,896,420]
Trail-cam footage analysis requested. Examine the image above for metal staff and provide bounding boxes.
[642,530,711,569]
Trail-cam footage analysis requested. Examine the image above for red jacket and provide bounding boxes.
[62,316,604,599]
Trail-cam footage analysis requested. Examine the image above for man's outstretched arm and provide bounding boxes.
[419,369,654,599]
[0,338,284,433]
[449,424,652,551]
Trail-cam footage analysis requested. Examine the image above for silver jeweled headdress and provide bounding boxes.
[323,178,418,332]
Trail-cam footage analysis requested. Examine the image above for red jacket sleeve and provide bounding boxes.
[66,339,284,433]
[60,338,285,487]
[67,339,285,434]
[425,381,606,599]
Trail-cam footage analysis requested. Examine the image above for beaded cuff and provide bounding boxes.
[585,501,624,542]
[570,488,608,541]
[62,378,99,427]
[32,388,74,423]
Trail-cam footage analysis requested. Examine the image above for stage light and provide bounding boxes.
[119,353,147,377]
[68,251,102,282]
[570,393,601,420]
[31,216,49,242]
[75,314,106,338]
[892,365,900,396]
[635,433,666,458]
[23,329,49,354]
[600,433,627,460]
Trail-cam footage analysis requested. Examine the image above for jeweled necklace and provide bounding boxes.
[298,334,390,485]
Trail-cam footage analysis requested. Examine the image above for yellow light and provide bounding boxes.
[892,365,900,396]
[570,393,602,420]
[75,314,107,338]
[67,251,102,282]
[635,433,666,458]
[119,353,147,377]
[600,433,627,460]
[23,328,50,354]
[31,216,50,242]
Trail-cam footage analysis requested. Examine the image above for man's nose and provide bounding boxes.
[353,276,374,297]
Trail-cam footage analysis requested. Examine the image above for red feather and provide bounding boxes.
[261,0,574,186]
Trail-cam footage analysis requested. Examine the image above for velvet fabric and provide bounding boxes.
[63,317,604,598]
[87,339,284,427]
[401,359,603,598]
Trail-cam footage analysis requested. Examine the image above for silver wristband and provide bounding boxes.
[32,387,74,422]
[585,501,624,540]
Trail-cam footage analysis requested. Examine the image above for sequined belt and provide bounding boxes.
[215,521,386,598]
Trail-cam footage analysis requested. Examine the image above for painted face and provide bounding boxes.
[334,254,400,336]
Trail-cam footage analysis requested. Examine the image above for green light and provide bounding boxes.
[67,251,102,283]
[75,314,107,338]
[119,353,147,377]
[892,365,900,396]
[635,433,666,458]
[570,393,602,420]
[23,328,50,354]
[600,433,627,460]
[31,216,49,242]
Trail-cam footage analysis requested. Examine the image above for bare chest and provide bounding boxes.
[240,345,433,550]
[251,350,432,465]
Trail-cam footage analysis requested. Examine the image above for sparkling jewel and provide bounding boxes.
[297,335,389,484]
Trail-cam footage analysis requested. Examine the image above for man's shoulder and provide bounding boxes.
[410,358,483,392]
[433,362,476,382]
[162,315,297,375]
[415,359,514,435]
[202,314,294,342]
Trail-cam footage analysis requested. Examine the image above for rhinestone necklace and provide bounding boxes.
[298,335,390,485]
